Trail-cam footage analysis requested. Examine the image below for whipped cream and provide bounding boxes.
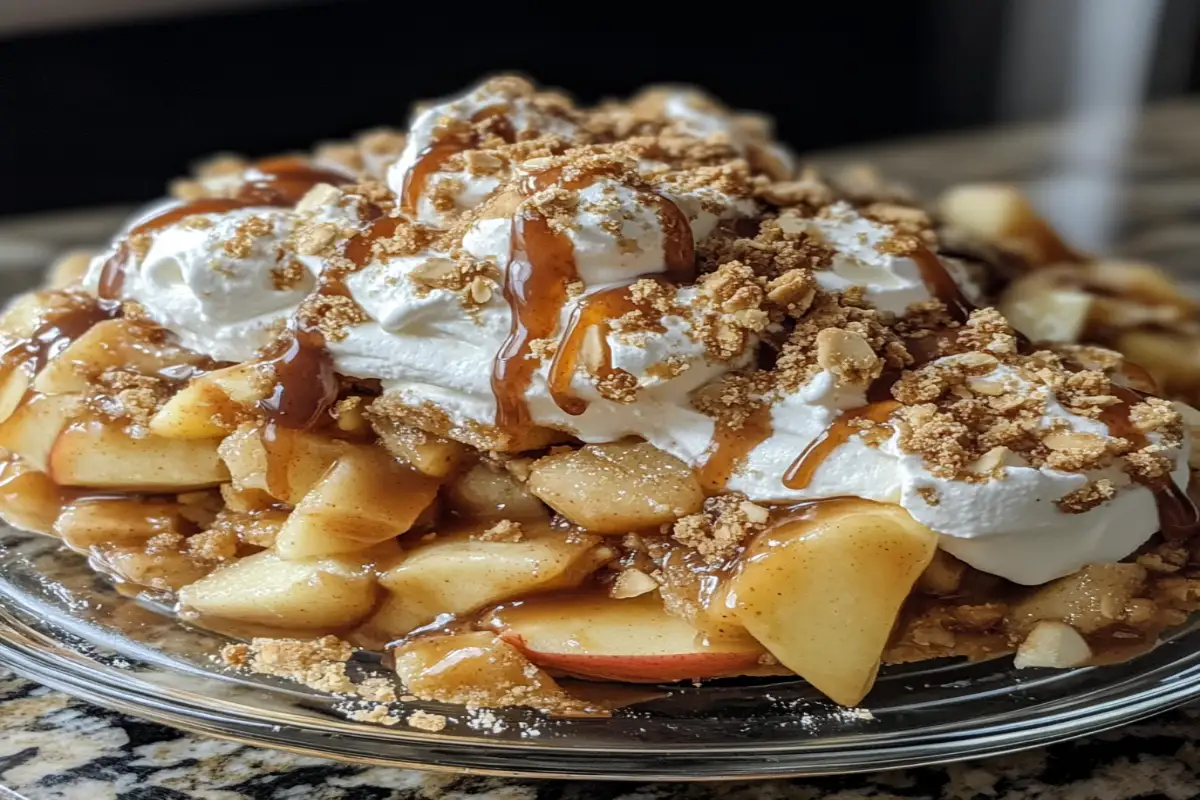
[726,361,1190,585]
[386,79,580,228]
[83,207,314,362]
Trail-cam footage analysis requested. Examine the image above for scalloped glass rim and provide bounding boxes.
[1,525,1199,781]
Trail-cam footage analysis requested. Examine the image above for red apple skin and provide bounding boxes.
[497,630,764,682]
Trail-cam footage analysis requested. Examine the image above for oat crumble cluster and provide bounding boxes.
[1,76,1200,715]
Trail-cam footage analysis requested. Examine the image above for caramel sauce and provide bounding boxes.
[696,405,774,494]
[1098,384,1200,538]
[344,215,405,269]
[256,327,339,431]
[910,244,975,323]
[400,106,517,218]
[491,165,696,433]
[547,284,639,416]
[782,401,901,490]
[2,296,121,379]
[97,160,353,301]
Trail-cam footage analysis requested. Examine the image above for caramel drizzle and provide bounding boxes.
[910,243,975,323]
[782,401,901,490]
[1,296,122,382]
[1098,384,1200,538]
[491,166,696,432]
[547,284,639,416]
[400,106,517,218]
[696,405,774,494]
[344,215,405,269]
[97,159,353,301]
[256,326,339,431]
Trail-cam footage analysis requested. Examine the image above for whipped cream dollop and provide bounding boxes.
[728,361,1190,585]
[84,77,1192,587]
[83,207,314,362]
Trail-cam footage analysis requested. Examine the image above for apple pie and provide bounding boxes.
[3,76,1200,711]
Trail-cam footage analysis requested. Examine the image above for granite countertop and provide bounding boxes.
[1,100,1199,800]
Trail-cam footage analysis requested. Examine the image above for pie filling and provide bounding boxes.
[3,77,1200,713]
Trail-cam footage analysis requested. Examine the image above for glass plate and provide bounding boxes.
[2,524,1200,781]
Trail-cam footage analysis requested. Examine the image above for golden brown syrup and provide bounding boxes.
[344,215,405,269]
[1098,384,1200,538]
[257,327,339,431]
[97,160,353,300]
[400,106,517,218]
[782,401,901,490]
[910,244,975,323]
[696,405,774,494]
[547,284,639,415]
[2,296,121,377]
[492,165,696,433]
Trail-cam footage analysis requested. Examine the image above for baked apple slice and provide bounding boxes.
[527,441,703,533]
[939,183,1078,265]
[0,457,64,534]
[0,393,82,471]
[481,592,768,682]
[392,631,571,708]
[178,549,385,630]
[33,319,210,396]
[0,365,31,425]
[48,421,227,491]
[354,523,612,643]
[149,364,270,440]
[727,500,938,705]
[218,424,346,504]
[274,447,440,559]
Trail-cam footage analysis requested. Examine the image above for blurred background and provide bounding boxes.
[0,0,1197,218]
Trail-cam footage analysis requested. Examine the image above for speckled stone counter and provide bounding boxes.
[1,100,1199,799]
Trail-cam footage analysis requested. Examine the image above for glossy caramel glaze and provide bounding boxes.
[491,165,695,433]
[257,327,339,431]
[782,401,901,490]
[696,405,774,494]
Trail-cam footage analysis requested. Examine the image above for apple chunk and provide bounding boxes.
[275,447,440,559]
[528,441,703,533]
[178,550,379,630]
[33,319,211,396]
[482,593,767,683]
[149,363,270,440]
[0,458,64,534]
[0,366,31,425]
[218,424,347,504]
[0,393,82,471]
[54,497,192,549]
[49,422,228,491]
[728,500,938,706]
[392,631,571,709]
[354,524,611,644]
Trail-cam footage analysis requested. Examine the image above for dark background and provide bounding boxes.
[1,0,1198,215]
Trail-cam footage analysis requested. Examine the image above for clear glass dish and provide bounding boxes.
[2,523,1200,781]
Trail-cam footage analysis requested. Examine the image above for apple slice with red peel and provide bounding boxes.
[482,593,768,683]
[727,499,938,706]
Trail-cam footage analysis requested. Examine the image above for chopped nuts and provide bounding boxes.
[296,183,343,213]
[815,328,881,385]
[610,568,659,599]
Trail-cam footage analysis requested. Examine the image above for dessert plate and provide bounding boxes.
[2,525,1199,780]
